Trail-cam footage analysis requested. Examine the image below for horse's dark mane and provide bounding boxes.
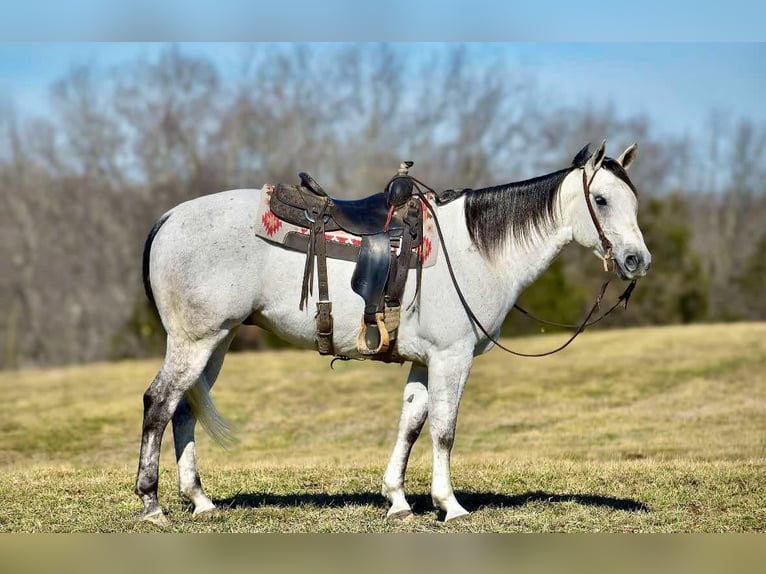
[464,167,574,258]
[463,146,637,259]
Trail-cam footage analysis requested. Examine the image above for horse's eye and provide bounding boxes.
[594,195,607,207]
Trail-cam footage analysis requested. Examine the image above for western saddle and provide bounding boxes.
[268,162,425,362]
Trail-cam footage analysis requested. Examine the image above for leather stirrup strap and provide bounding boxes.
[299,226,314,310]
[386,201,420,305]
[299,205,321,310]
[314,208,334,355]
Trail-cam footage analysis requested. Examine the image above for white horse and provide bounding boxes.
[136,141,651,524]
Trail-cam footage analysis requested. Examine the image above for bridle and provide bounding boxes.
[407,167,637,358]
[582,168,615,273]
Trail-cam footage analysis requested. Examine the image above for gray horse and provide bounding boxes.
[136,141,651,524]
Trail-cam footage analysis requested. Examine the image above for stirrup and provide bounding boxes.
[357,313,390,355]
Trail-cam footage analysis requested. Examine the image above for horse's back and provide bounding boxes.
[165,187,263,226]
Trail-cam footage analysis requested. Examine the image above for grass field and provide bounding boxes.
[0,323,764,532]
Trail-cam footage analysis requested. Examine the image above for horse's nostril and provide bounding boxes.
[625,254,640,272]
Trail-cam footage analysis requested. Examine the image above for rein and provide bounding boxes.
[408,172,637,358]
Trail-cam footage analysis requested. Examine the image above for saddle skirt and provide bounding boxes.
[255,184,439,267]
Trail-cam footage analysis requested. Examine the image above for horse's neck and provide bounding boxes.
[498,224,573,305]
[443,196,573,314]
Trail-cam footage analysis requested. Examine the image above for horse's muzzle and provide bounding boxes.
[617,250,651,280]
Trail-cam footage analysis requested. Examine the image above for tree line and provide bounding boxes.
[1,44,764,368]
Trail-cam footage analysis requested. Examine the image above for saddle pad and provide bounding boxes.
[255,184,439,268]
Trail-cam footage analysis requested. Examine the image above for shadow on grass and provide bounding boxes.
[216,490,650,514]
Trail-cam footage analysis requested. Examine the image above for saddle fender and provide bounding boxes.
[351,233,392,353]
[351,233,391,316]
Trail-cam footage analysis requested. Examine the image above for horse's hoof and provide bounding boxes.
[443,508,470,522]
[386,508,413,522]
[141,510,169,528]
[193,506,218,519]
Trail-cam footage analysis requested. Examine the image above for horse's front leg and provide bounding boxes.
[382,363,429,520]
[427,351,472,521]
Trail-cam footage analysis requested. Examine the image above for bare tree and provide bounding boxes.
[0,43,762,368]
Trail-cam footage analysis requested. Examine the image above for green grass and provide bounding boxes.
[0,323,764,532]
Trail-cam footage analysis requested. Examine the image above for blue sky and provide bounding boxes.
[509,44,766,135]
[0,43,763,137]
[1,1,765,40]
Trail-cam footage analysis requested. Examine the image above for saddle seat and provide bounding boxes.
[270,171,416,237]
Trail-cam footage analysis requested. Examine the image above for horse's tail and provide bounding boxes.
[186,374,237,447]
[142,213,171,309]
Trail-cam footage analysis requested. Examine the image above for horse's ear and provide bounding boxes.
[584,139,606,180]
[616,143,638,171]
[572,143,592,167]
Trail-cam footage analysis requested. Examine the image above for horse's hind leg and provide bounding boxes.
[382,363,429,520]
[172,329,238,516]
[135,331,230,524]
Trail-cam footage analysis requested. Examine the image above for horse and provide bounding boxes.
[135,140,651,525]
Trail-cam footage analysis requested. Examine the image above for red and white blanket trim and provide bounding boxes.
[255,184,439,268]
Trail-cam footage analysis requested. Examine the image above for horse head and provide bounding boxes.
[564,140,652,280]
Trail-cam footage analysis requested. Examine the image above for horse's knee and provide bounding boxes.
[433,427,455,451]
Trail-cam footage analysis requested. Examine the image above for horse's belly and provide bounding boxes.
[252,248,368,355]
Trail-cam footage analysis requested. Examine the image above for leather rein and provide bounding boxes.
[407,170,637,358]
